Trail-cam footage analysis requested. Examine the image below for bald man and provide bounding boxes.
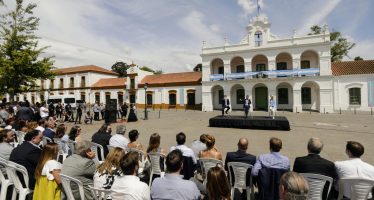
[225,138,256,188]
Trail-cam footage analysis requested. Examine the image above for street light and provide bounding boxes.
[144,83,148,120]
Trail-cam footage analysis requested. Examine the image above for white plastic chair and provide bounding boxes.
[60,174,85,200]
[57,152,68,164]
[5,161,33,200]
[67,139,75,154]
[227,162,254,200]
[43,136,53,144]
[147,152,165,186]
[89,185,111,200]
[199,158,223,184]
[0,157,15,200]
[91,142,105,162]
[107,145,115,152]
[301,173,333,200]
[128,148,147,164]
[338,178,374,200]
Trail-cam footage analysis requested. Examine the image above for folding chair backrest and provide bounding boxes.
[89,185,111,200]
[199,158,223,182]
[0,156,9,182]
[301,173,333,200]
[227,162,253,189]
[148,152,163,175]
[338,178,374,200]
[60,174,85,200]
[128,148,146,164]
[91,142,105,162]
[5,161,29,190]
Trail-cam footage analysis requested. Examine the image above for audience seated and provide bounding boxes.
[61,140,98,200]
[84,111,93,124]
[205,166,231,200]
[151,149,201,200]
[55,123,70,154]
[191,134,207,158]
[111,151,150,200]
[293,137,337,199]
[252,137,290,176]
[9,129,42,189]
[33,143,62,200]
[127,129,144,151]
[68,125,82,142]
[335,141,374,199]
[109,125,129,151]
[92,123,112,158]
[279,172,309,200]
[43,120,56,140]
[199,134,222,160]
[146,133,166,155]
[0,129,15,160]
[170,132,197,164]
[94,147,125,189]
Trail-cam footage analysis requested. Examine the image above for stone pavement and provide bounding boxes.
[67,109,374,166]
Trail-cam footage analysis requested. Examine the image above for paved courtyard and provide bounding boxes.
[70,109,374,166]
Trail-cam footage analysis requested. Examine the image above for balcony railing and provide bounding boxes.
[209,68,319,81]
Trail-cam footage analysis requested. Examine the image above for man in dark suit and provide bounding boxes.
[9,130,42,189]
[221,95,230,116]
[243,95,251,118]
[293,137,337,200]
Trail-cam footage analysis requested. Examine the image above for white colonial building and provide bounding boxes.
[201,15,374,113]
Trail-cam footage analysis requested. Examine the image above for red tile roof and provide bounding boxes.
[91,78,126,89]
[139,72,202,87]
[332,60,374,76]
[52,65,117,75]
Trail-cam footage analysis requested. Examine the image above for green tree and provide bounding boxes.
[309,25,355,62]
[354,56,364,61]
[0,0,54,100]
[154,70,163,74]
[139,66,155,73]
[111,61,129,77]
[193,63,202,72]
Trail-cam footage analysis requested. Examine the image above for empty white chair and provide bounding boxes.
[60,174,85,200]
[301,173,333,200]
[91,142,105,162]
[5,161,33,200]
[227,162,254,200]
[147,152,165,186]
[199,158,223,184]
[89,185,111,200]
[0,157,14,200]
[338,178,374,200]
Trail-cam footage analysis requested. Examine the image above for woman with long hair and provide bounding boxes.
[199,134,222,160]
[33,143,62,200]
[146,133,165,155]
[279,172,309,200]
[68,125,82,142]
[92,123,112,157]
[94,147,125,189]
[127,129,143,151]
[206,166,231,200]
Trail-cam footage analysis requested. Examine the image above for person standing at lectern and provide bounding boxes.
[221,95,230,117]
[243,95,251,118]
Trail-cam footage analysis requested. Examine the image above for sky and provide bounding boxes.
[1,0,374,73]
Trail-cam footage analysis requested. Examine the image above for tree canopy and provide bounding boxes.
[309,25,355,62]
[0,0,54,98]
[354,56,364,61]
[111,61,129,77]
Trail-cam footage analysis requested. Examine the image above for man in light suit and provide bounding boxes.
[243,95,251,118]
[221,95,230,117]
[269,95,276,119]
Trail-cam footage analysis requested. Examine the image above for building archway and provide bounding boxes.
[211,85,224,110]
[210,58,224,75]
[230,57,245,74]
[252,55,268,78]
[276,52,293,71]
[301,81,320,111]
[230,84,245,110]
[300,50,319,69]
[252,83,268,110]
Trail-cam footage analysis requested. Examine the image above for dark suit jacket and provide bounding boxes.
[243,99,252,109]
[16,106,34,121]
[221,99,230,108]
[258,167,288,200]
[9,142,42,189]
[293,154,337,200]
[225,150,256,185]
[43,128,56,140]
[91,132,112,159]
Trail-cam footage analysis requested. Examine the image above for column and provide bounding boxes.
[293,89,302,113]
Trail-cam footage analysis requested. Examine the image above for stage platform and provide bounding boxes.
[209,115,290,131]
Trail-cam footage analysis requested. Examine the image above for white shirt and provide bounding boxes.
[40,106,49,118]
[335,158,374,198]
[109,134,129,150]
[170,144,197,164]
[191,140,207,158]
[111,175,150,200]
[42,160,62,180]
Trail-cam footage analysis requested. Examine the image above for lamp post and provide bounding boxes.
[144,83,148,120]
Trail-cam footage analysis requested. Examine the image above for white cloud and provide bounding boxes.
[345,39,374,60]
[210,24,221,33]
[298,0,342,35]
[237,0,264,18]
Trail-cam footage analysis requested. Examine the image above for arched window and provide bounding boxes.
[255,31,263,47]
[349,88,361,105]
[236,89,244,104]
[146,91,153,105]
[95,92,100,103]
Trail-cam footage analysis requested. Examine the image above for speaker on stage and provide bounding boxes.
[106,99,117,111]
[105,110,117,123]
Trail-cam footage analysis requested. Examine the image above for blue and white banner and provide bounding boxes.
[368,79,374,107]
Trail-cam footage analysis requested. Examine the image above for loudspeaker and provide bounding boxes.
[106,99,117,111]
[105,110,117,123]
